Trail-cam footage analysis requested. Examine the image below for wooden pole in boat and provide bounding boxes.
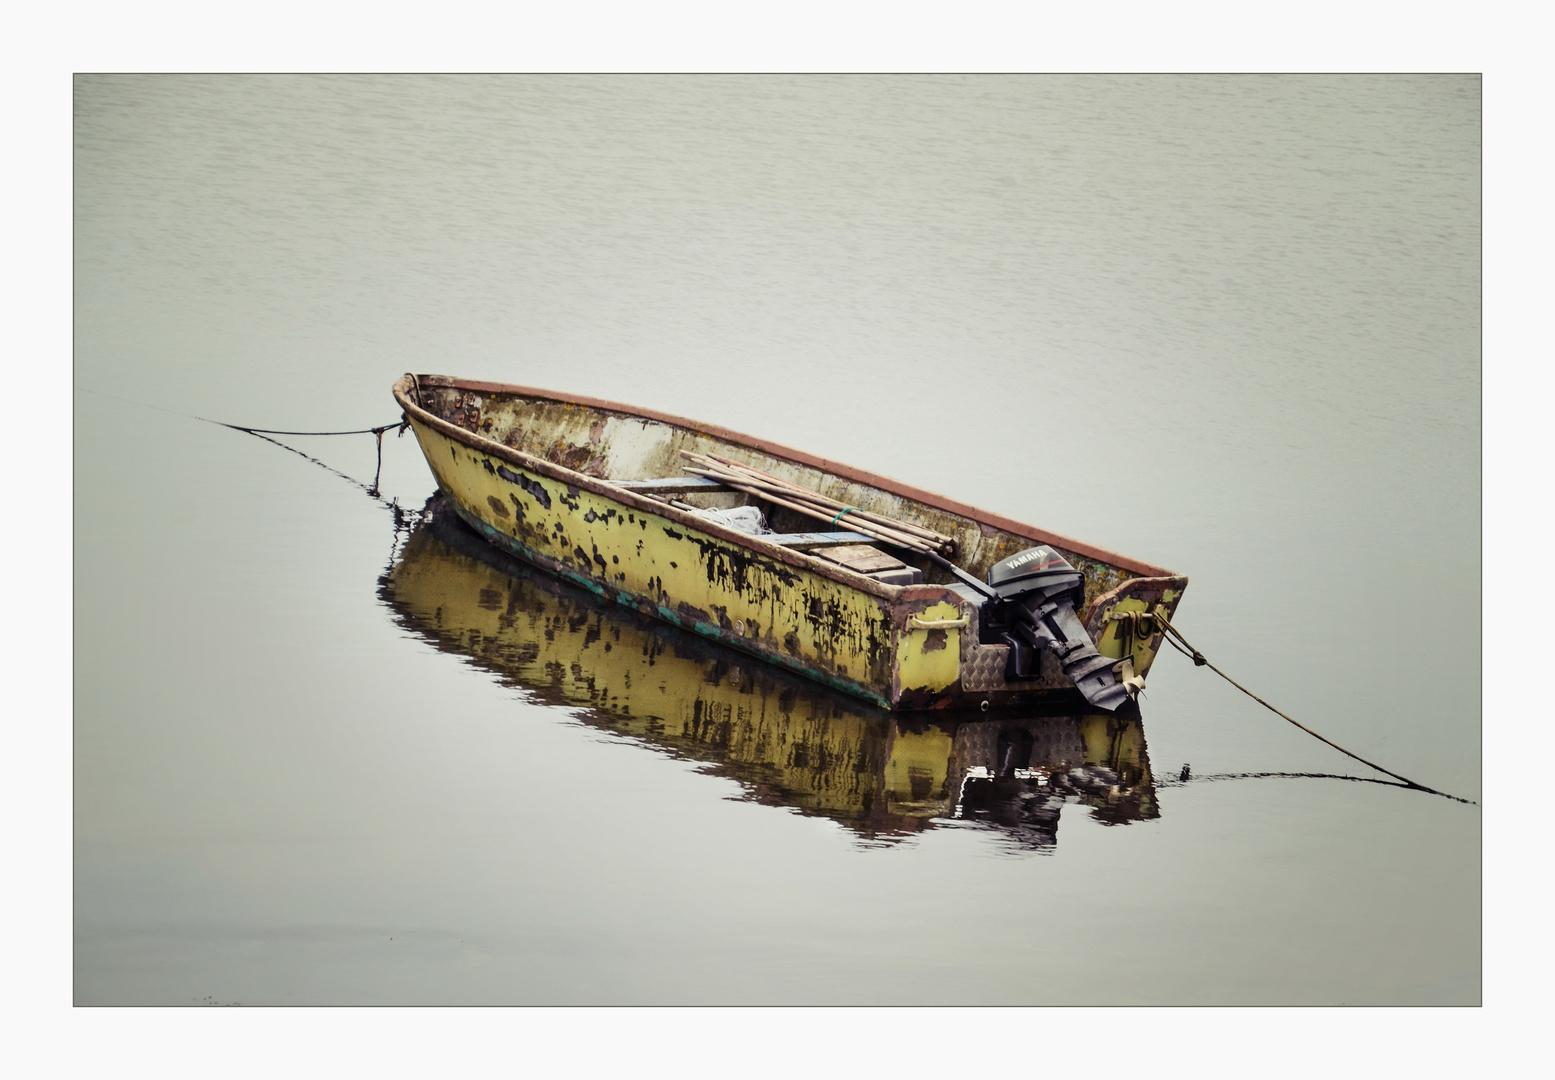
[674,465,940,553]
[690,450,945,543]
[687,452,953,546]
[742,488,938,554]
[681,466,941,554]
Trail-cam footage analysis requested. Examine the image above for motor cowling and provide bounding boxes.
[981,546,1136,712]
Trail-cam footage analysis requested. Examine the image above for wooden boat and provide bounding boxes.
[380,494,1159,848]
[393,374,1188,712]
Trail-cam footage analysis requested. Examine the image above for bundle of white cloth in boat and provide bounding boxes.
[692,505,771,535]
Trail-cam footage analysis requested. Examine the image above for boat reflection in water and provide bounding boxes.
[379,496,1160,851]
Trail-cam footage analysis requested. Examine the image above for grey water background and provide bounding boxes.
[73,74,1480,1005]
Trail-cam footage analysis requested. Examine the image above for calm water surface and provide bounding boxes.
[73,75,1480,1005]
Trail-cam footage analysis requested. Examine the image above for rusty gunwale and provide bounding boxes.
[393,373,1176,582]
[395,377,902,601]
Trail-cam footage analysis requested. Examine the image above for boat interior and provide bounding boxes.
[410,376,1154,607]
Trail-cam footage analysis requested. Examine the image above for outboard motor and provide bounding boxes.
[981,546,1136,712]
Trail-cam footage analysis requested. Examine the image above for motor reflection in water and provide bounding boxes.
[378,496,1160,851]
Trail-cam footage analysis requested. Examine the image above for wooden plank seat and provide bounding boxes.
[809,543,924,585]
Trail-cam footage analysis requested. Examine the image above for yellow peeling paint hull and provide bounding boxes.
[394,374,1189,711]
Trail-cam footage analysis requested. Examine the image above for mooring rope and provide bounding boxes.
[1155,770,1453,795]
[215,422,403,437]
[212,420,407,495]
[1147,606,1474,805]
[239,429,393,501]
[75,386,407,495]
